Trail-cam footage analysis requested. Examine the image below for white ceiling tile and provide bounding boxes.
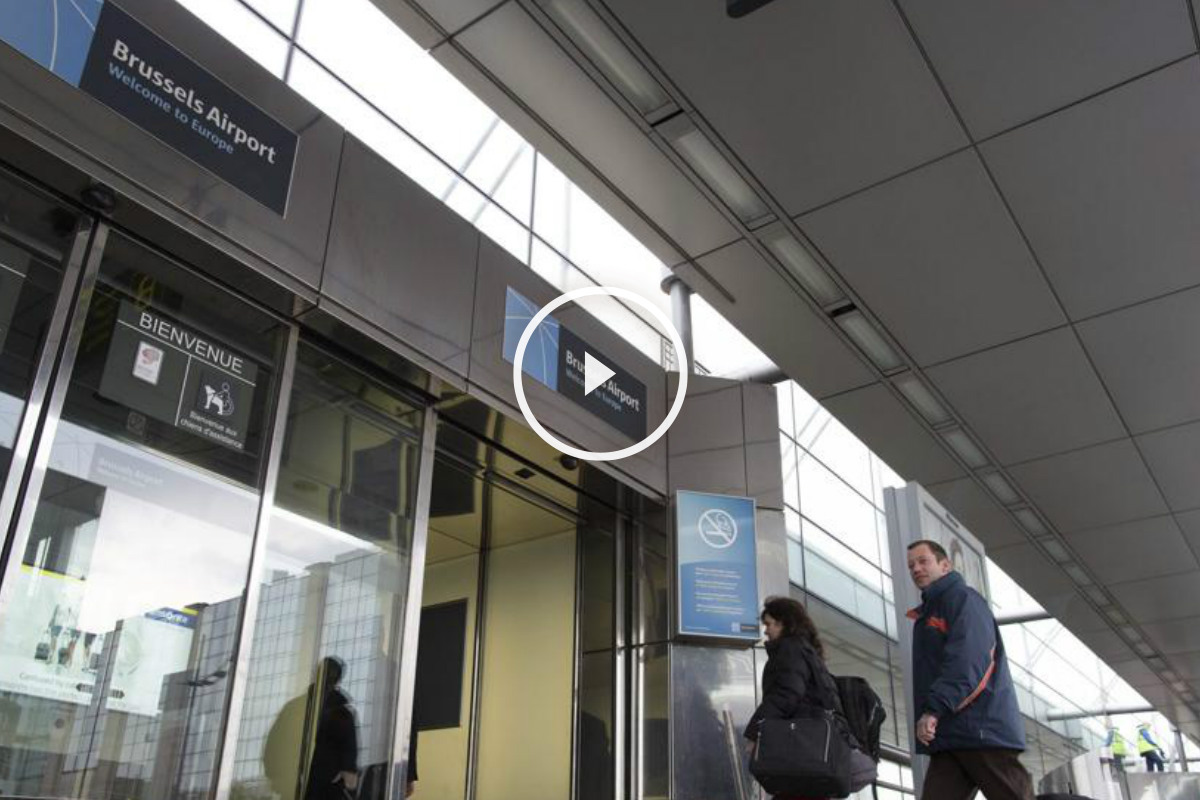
[926,328,1126,465]
[1110,572,1200,623]
[798,151,1064,366]
[411,0,503,36]
[925,477,1028,550]
[1079,628,1139,662]
[690,241,874,399]
[1007,439,1168,533]
[987,542,1074,606]
[603,0,966,214]
[1065,516,1198,586]
[447,4,740,258]
[1169,651,1200,680]
[1138,421,1200,512]
[1107,655,1167,688]
[822,383,964,487]
[981,58,1200,319]
[1143,617,1200,655]
[1077,285,1200,434]
[898,0,1195,138]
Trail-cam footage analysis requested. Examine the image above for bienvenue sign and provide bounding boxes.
[0,2,297,213]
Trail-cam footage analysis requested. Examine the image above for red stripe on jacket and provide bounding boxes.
[955,646,996,713]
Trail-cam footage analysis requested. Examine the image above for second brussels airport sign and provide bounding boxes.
[0,2,297,214]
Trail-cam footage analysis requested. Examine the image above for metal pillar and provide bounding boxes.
[661,274,694,373]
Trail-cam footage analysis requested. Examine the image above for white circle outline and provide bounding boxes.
[512,286,688,462]
[698,508,738,549]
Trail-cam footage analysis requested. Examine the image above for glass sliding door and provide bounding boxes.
[226,342,426,800]
[0,230,288,800]
[0,170,85,506]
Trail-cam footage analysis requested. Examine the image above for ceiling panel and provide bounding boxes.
[1054,599,1111,635]
[987,542,1075,612]
[1137,421,1200,512]
[602,0,966,214]
[1065,516,1198,585]
[1107,655,1168,689]
[1078,628,1139,663]
[925,477,1028,550]
[1176,509,1200,555]
[1077,285,1200,435]
[1007,438,1168,533]
[690,241,874,399]
[1169,650,1200,680]
[410,0,504,36]
[981,58,1200,320]
[898,0,1195,138]
[926,328,1126,465]
[1142,617,1200,655]
[798,150,1064,367]
[821,383,964,486]
[371,0,445,47]
[445,4,740,260]
[1109,571,1200,623]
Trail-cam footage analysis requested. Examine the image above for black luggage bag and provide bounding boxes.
[750,707,853,798]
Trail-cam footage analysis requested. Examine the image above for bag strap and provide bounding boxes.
[796,639,840,713]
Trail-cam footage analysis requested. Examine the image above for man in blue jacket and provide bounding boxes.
[906,539,1034,800]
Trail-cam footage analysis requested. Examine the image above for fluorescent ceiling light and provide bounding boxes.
[759,224,845,307]
[1102,606,1127,625]
[1063,562,1093,586]
[980,470,1021,506]
[656,115,772,225]
[538,0,672,116]
[893,372,951,426]
[833,308,905,373]
[1038,537,1070,563]
[940,428,989,469]
[1163,670,1180,682]
[1173,681,1189,693]
[1082,585,1108,605]
[1013,507,1047,536]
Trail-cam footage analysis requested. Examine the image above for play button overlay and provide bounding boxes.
[511,286,689,462]
[584,352,616,396]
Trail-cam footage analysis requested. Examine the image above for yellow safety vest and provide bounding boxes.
[1110,732,1128,756]
[1137,729,1158,755]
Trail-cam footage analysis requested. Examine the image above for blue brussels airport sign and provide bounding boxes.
[0,1,298,214]
[676,490,760,642]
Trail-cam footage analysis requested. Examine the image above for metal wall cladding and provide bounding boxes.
[321,136,479,384]
[469,236,670,498]
[0,0,342,291]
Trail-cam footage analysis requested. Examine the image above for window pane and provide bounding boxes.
[0,172,76,487]
[690,294,775,379]
[775,381,793,436]
[0,234,285,800]
[798,454,880,566]
[806,416,873,504]
[245,0,299,31]
[173,0,290,77]
[229,343,425,800]
[287,53,457,199]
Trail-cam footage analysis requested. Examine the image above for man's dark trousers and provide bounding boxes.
[922,749,1035,800]
[1144,751,1165,772]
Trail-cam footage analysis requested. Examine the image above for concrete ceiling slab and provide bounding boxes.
[981,58,1200,320]
[798,150,1064,367]
[926,327,1126,466]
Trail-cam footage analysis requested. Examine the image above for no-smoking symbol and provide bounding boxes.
[698,508,738,549]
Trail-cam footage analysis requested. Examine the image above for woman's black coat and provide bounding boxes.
[744,635,839,741]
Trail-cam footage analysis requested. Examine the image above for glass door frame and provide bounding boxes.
[0,212,440,800]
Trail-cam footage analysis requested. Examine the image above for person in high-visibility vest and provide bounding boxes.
[1107,727,1129,773]
[1137,723,1166,772]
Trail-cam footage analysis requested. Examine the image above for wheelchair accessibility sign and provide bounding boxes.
[100,302,257,451]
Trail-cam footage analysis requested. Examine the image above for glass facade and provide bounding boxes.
[168,0,774,379]
[778,378,1191,786]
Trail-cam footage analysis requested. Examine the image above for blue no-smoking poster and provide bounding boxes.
[676,490,760,641]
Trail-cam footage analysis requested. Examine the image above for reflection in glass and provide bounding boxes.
[577,652,614,800]
[670,645,756,800]
[636,644,669,800]
[0,172,76,489]
[0,236,282,800]
[229,343,423,800]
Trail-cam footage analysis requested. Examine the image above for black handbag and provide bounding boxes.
[749,705,853,798]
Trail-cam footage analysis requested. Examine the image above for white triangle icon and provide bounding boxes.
[584,352,616,396]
